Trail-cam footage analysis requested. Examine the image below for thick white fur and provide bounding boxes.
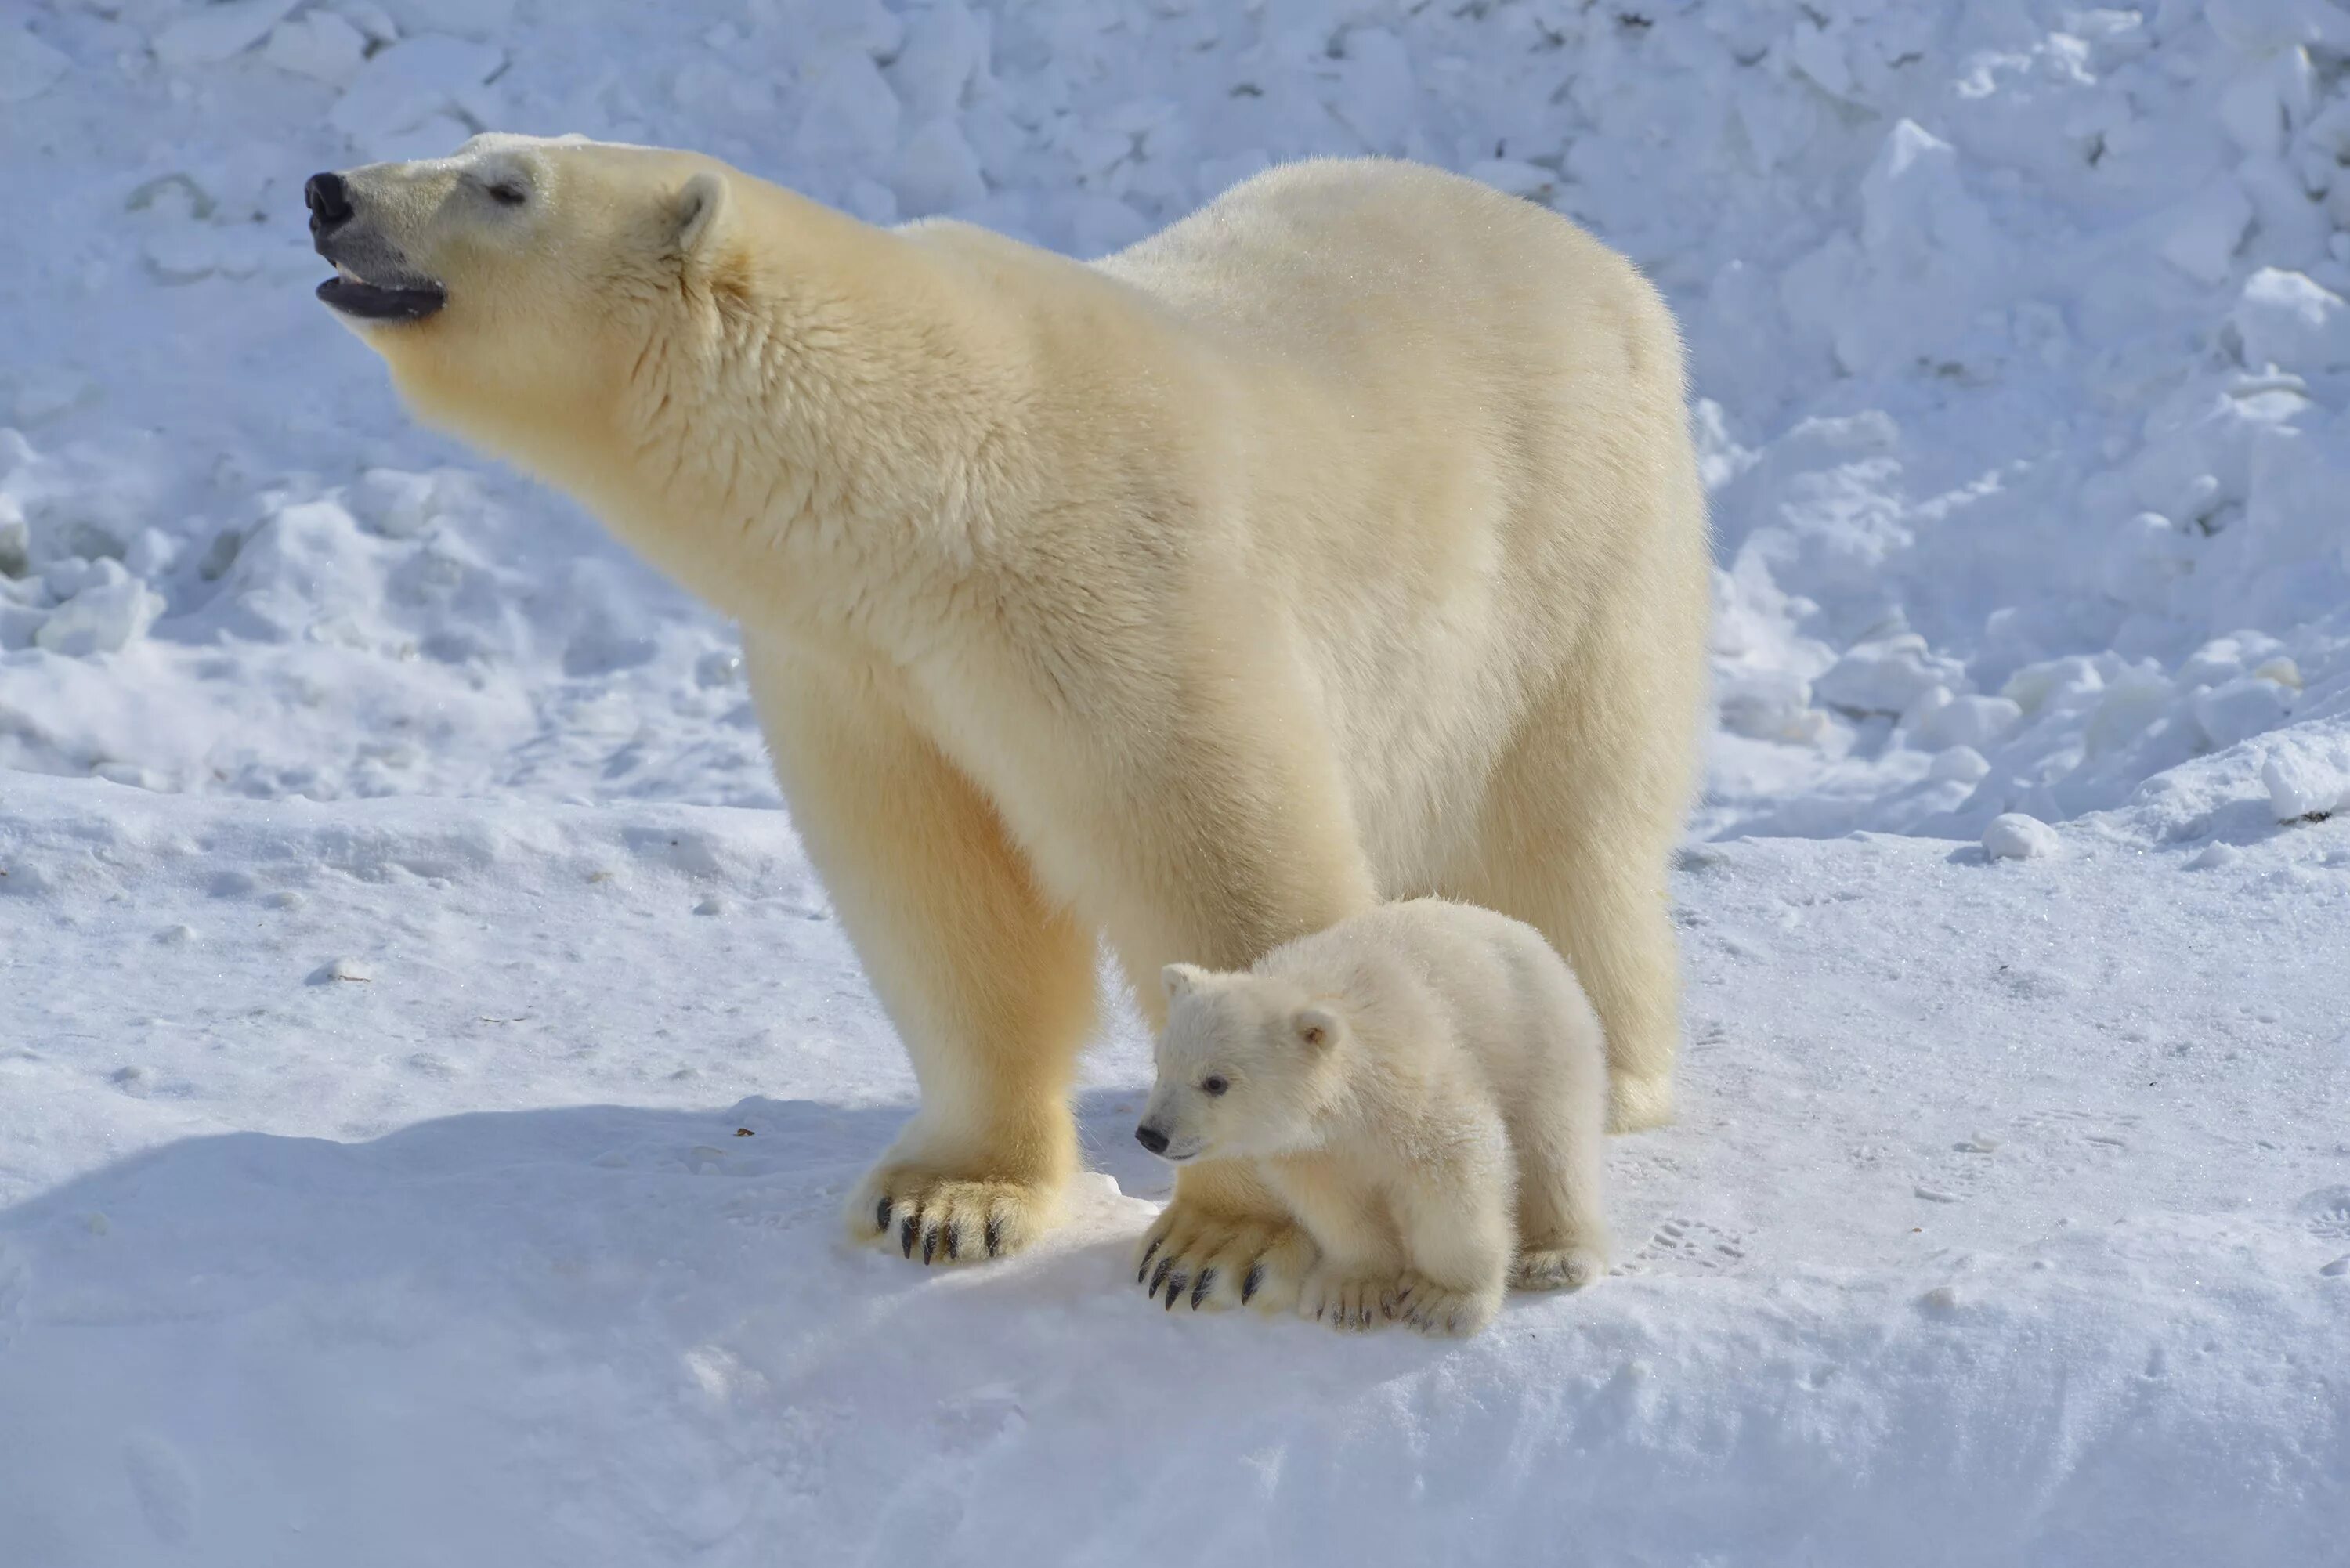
[321,135,1710,1301]
[1138,898,1612,1337]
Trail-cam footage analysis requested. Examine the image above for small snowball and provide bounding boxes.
[2264,739,2350,820]
[693,896,728,916]
[155,923,196,945]
[326,956,372,982]
[1983,812,2060,860]
[2191,843,2243,870]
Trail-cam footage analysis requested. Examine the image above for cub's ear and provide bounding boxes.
[1292,1006,1340,1050]
[1161,963,1209,1002]
[670,171,729,259]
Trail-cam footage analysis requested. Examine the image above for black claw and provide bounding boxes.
[1164,1274,1186,1310]
[922,1226,938,1264]
[1241,1263,1264,1304]
[900,1213,920,1258]
[875,1196,893,1234]
[1136,1236,1162,1281]
[1149,1256,1175,1296]
[1191,1269,1216,1310]
[984,1216,1003,1258]
[944,1223,961,1262]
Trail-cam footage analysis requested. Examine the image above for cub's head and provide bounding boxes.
[1135,963,1347,1164]
[303,132,736,464]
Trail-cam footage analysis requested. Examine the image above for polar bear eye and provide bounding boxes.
[1200,1075,1229,1097]
[486,180,527,208]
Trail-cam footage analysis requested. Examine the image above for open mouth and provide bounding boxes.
[316,261,445,322]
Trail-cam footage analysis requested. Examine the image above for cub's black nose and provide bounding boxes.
[1134,1125,1170,1155]
[306,172,353,237]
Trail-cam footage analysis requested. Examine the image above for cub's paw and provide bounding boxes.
[1511,1245,1608,1292]
[1298,1268,1405,1333]
[845,1165,1058,1266]
[1134,1206,1315,1314]
[1394,1273,1501,1339]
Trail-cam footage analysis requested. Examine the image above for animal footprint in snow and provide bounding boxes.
[2298,1187,2350,1240]
[1639,1216,1747,1273]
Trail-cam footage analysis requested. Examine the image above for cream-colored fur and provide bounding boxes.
[1137,899,1612,1337]
[313,135,1709,1306]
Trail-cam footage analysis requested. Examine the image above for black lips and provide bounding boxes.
[316,276,446,322]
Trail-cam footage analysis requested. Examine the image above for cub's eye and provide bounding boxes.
[1200,1075,1229,1097]
[487,182,527,207]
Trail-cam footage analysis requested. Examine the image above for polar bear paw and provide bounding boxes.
[1134,1208,1315,1314]
[846,1166,1057,1266]
[1298,1267,1405,1332]
[1394,1274,1501,1339]
[1510,1245,1608,1292]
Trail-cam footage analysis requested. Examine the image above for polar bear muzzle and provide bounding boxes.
[306,171,446,323]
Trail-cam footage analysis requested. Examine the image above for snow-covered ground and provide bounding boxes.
[3,0,2348,1562]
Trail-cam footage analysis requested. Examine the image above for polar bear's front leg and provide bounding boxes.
[750,645,1099,1267]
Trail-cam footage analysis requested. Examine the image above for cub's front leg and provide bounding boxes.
[1388,1142,1513,1339]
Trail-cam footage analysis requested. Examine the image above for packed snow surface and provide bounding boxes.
[3,0,2348,1563]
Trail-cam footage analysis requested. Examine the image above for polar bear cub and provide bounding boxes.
[1136,898,1611,1337]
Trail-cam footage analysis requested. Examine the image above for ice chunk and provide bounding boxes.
[1915,694,2023,751]
[33,562,165,656]
[265,11,369,87]
[328,34,504,145]
[1816,634,1966,716]
[893,120,988,218]
[0,501,27,577]
[378,0,514,41]
[0,23,71,103]
[1930,746,1991,785]
[1983,813,2060,860]
[2191,675,2293,750]
[154,0,305,71]
[2204,0,2350,53]
[2159,182,2254,284]
[2232,269,2350,373]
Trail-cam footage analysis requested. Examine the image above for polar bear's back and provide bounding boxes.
[1088,161,1706,891]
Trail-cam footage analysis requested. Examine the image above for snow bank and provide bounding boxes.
[1,778,2344,1564]
[0,0,2345,846]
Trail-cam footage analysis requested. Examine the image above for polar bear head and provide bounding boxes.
[303,132,737,471]
[1135,963,1348,1163]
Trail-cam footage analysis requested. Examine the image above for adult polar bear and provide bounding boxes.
[307,134,1711,1311]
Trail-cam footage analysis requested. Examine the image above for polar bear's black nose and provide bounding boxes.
[306,172,353,237]
[1135,1124,1170,1155]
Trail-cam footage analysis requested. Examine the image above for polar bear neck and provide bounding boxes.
[573,205,1050,638]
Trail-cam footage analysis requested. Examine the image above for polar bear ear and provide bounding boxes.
[1292,1006,1340,1051]
[669,171,729,259]
[1161,963,1207,1002]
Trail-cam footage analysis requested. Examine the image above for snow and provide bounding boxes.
[2,0,2348,1561]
